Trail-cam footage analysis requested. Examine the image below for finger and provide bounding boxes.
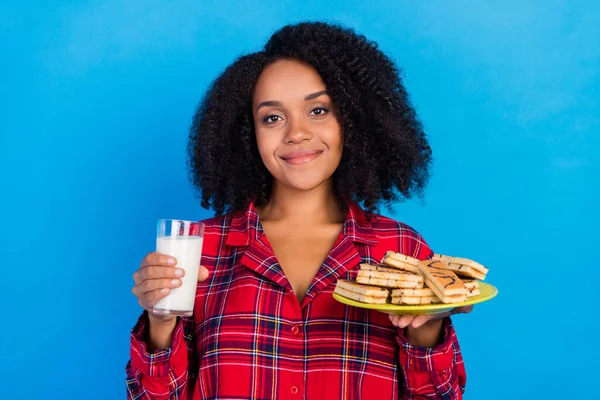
[388,314,402,326]
[140,288,171,309]
[412,309,458,328]
[449,305,473,316]
[454,305,474,314]
[408,306,474,329]
[395,314,415,329]
[198,265,210,282]
[134,266,185,283]
[141,252,177,268]
[410,314,435,329]
[136,278,181,295]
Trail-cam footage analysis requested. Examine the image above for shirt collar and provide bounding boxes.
[225,200,377,247]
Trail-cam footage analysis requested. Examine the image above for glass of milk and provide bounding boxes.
[152,219,205,317]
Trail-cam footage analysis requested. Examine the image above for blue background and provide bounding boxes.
[1,1,598,398]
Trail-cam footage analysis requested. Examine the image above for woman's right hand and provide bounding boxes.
[132,252,210,349]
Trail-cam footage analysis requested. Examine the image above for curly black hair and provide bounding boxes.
[188,21,432,216]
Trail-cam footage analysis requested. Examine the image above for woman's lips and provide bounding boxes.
[280,150,323,165]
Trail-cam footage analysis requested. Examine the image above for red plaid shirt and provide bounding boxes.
[126,201,466,399]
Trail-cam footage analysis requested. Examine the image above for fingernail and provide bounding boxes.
[174,269,184,277]
[167,257,176,265]
[161,288,169,294]
[171,279,180,286]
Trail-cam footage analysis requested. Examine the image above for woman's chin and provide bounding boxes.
[278,176,333,193]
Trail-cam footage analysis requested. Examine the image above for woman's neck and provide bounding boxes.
[257,180,345,226]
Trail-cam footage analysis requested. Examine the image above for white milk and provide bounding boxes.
[153,236,203,315]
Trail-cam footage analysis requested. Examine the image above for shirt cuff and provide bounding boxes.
[396,317,457,372]
[129,311,184,377]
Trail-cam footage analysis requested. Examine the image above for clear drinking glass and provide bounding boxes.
[152,219,205,317]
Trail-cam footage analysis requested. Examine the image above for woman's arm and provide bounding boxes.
[397,318,466,399]
[126,312,197,400]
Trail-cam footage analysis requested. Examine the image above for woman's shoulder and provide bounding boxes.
[197,213,238,248]
[365,210,417,232]
[196,213,237,271]
[198,213,231,231]
[364,210,434,260]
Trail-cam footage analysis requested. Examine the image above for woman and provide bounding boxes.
[127,22,472,399]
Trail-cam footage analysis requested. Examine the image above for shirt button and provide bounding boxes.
[291,325,299,334]
[290,385,299,394]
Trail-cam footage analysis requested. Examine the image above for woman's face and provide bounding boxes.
[252,59,343,192]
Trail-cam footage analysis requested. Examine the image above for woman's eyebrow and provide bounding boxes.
[304,90,328,101]
[256,100,281,111]
[256,91,329,112]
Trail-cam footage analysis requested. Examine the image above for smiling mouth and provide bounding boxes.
[280,150,324,165]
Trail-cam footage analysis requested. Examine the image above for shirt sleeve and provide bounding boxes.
[125,311,197,399]
[396,317,466,399]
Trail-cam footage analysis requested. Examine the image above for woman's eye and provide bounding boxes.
[263,115,282,124]
[310,107,330,116]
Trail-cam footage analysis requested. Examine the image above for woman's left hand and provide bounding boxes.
[387,305,474,347]
[388,305,474,329]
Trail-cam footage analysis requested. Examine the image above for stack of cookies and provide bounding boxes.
[334,251,489,305]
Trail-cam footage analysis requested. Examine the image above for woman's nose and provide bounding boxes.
[284,117,312,144]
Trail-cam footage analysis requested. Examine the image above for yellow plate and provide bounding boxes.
[332,281,498,315]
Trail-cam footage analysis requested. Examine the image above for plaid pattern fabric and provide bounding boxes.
[126,201,466,399]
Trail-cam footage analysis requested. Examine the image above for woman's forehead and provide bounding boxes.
[253,59,328,103]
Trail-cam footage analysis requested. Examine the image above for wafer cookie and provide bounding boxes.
[462,279,480,297]
[417,260,468,304]
[391,287,435,297]
[356,274,424,289]
[335,279,389,296]
[360,263,410,275]
[334,279,389,304]
[357,267,423,283]
[390,295,440,305]
[423,277,467,303]
[431,254,488,280]
[380,252,420,274]
[335,286,389,304]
